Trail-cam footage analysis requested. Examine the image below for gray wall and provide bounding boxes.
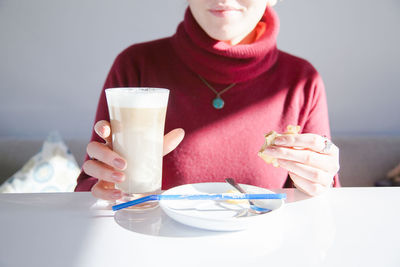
[1,0,399,140]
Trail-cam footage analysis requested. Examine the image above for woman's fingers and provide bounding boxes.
[82,159,125,184]
[278,159,333,187]
[262,145,339,173]
[89,125,183,166]
[86,141,127,170]
[274,133,339,155]
[260,133,339,196]
[163,128,185,156]
[289,171,329,196]
[87,125,185,201]
[94,120,112,146]
[92,180,122,200]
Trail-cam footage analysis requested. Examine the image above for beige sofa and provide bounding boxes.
[1,136,400,187]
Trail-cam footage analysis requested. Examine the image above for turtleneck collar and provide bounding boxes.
[170,6,280,84]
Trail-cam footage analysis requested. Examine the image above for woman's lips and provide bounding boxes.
[209,8,242,18]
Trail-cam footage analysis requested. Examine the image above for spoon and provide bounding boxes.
[225,178,271,215]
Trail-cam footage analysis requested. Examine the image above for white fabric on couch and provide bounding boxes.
[0,132,80,193]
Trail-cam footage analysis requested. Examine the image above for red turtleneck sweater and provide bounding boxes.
[75,7,340,191]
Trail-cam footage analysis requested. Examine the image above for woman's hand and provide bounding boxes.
[82,120,185,200]
[261,133,340,196]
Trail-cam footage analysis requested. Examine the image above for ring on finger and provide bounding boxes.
[322,137,333,154]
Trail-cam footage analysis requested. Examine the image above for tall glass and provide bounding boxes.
[105,87,169,210]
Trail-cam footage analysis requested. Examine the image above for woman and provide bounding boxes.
[75,0,340,200]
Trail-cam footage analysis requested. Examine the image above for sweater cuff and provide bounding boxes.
[74,170,98,192]
[332,173,341,187]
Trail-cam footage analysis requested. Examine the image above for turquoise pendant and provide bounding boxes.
[212,97,224,109]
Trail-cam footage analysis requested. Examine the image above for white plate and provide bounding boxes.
[159,182,284,231]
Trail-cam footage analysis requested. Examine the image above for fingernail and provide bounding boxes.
[264,146,277,153]
[113,158,126,169]
[99,127,106,136]
[112,191,122,199]
[111,172,124,183]
[274,137,286,145]
[101,126,111,137]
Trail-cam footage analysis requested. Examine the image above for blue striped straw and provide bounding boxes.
[112,193,286,211]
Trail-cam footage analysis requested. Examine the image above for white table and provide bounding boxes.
[1,187,399,267]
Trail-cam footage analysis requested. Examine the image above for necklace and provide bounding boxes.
[197,75,236,109]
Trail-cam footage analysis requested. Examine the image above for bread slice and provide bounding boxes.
[258,125,301,167]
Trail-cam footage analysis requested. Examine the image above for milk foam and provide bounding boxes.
[105,87,169,108]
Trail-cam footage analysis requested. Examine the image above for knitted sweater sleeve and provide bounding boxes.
[75,50,140,191]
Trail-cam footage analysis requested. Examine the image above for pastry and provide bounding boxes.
[258,125,301,167]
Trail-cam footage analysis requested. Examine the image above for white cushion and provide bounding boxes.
[0,132,79,193]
